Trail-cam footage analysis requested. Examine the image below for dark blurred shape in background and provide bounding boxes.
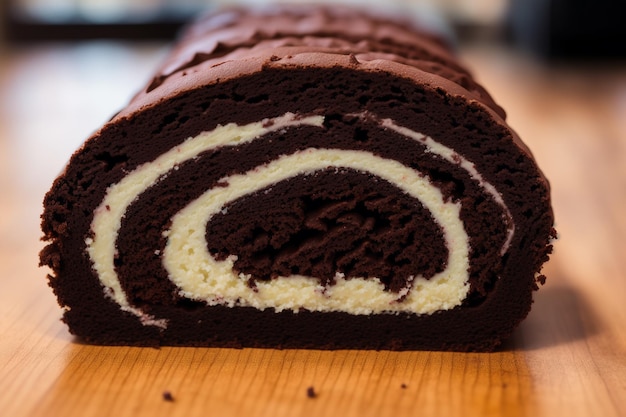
[507,0,626,59]
[1,0,205,41]
[2,0,626,60]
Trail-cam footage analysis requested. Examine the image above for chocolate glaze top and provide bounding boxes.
[178,4,455,55]
[121,4,505,119]
[165,7,457,71]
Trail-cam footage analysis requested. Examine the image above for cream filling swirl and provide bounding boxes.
[86,112,513,326]
[163,148,469,315]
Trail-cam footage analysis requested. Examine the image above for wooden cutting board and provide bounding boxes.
[0,43,624,417]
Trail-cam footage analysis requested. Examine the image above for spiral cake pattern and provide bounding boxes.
[40,5,555,351]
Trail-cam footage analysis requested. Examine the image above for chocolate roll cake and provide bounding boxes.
[40,5,555,351]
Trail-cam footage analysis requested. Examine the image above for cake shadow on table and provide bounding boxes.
[503,283,600,351]
[40,4,556,352]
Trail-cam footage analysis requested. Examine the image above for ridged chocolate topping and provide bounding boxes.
[131,4,505,118]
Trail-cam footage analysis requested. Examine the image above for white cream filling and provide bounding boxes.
[163,149,469,315]
[380,118,514,255]
[86,113,324,325]
[86,112,513,326]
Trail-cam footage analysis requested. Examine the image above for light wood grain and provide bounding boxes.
[1,42,625,417]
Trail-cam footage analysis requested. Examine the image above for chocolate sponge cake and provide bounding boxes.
[40,5,555,351]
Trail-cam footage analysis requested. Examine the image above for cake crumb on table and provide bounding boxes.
[162,391,175,402]
[306,386,318,398]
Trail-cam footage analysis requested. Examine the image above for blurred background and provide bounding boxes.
[2,0,626,58]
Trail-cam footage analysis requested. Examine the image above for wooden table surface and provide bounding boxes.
[0,41,625,417]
